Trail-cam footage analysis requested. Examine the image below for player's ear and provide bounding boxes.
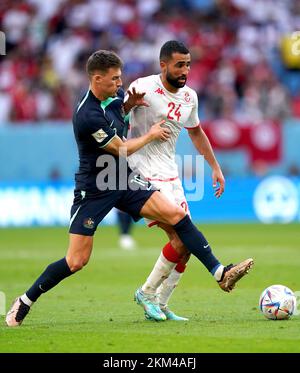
[160,60,167,72]
[94,74,103,85]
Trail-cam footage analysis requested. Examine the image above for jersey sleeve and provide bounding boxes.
[184,91,201,130]
[85,108,117,148]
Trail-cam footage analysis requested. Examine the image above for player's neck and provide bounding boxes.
[160,75,179,94]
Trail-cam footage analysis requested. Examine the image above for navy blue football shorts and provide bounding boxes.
[69,176,156,236]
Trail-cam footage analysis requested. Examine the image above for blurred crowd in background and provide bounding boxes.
[0,0,300,125]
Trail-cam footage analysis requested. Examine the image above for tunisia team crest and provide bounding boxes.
[184,92,191,102]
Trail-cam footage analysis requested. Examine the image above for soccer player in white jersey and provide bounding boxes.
[127,40,253,321]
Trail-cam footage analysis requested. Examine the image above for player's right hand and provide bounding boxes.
[149,120,171,141]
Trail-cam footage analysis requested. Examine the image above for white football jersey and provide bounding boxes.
[127,74,200,180]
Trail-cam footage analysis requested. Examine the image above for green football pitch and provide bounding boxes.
[0,224,299,353]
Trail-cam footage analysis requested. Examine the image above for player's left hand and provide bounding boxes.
[126,87,150,108]
[212,167,225,198]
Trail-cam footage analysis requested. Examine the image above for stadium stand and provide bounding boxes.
[0,0,299,179]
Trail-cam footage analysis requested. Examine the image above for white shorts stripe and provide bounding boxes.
[69,206,81,228]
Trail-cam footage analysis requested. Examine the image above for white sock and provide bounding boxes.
[213,265,225,281]
[157,269,183,308]
[20,293,34,307]
[141,253,177,294]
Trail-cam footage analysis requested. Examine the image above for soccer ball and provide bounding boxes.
[259,284,296,320]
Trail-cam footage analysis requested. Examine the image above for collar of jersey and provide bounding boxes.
[100,97,120,112]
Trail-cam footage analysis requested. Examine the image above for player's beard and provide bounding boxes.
[166,71,187,88]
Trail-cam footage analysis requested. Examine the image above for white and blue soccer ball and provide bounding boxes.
[259,284,296,320]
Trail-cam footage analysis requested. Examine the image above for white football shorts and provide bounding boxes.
[145,177,190,227]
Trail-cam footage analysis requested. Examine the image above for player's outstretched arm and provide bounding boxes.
[104,120,170,156]
[188,125,225,198]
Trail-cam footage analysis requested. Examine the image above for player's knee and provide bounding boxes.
[68,260,87,273]
[168,206,186,225]
[67,256,89,273]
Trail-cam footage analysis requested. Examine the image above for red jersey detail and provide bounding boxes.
[155,88,165,95]
[146,176,179,182]
[184,92,191,103]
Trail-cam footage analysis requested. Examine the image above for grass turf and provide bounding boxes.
[0,223,299,353]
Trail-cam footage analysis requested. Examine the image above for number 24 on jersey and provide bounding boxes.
[167,102,181,122]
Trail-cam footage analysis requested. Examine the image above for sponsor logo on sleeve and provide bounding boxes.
[155,88,165,95]
[92,129,108,143]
